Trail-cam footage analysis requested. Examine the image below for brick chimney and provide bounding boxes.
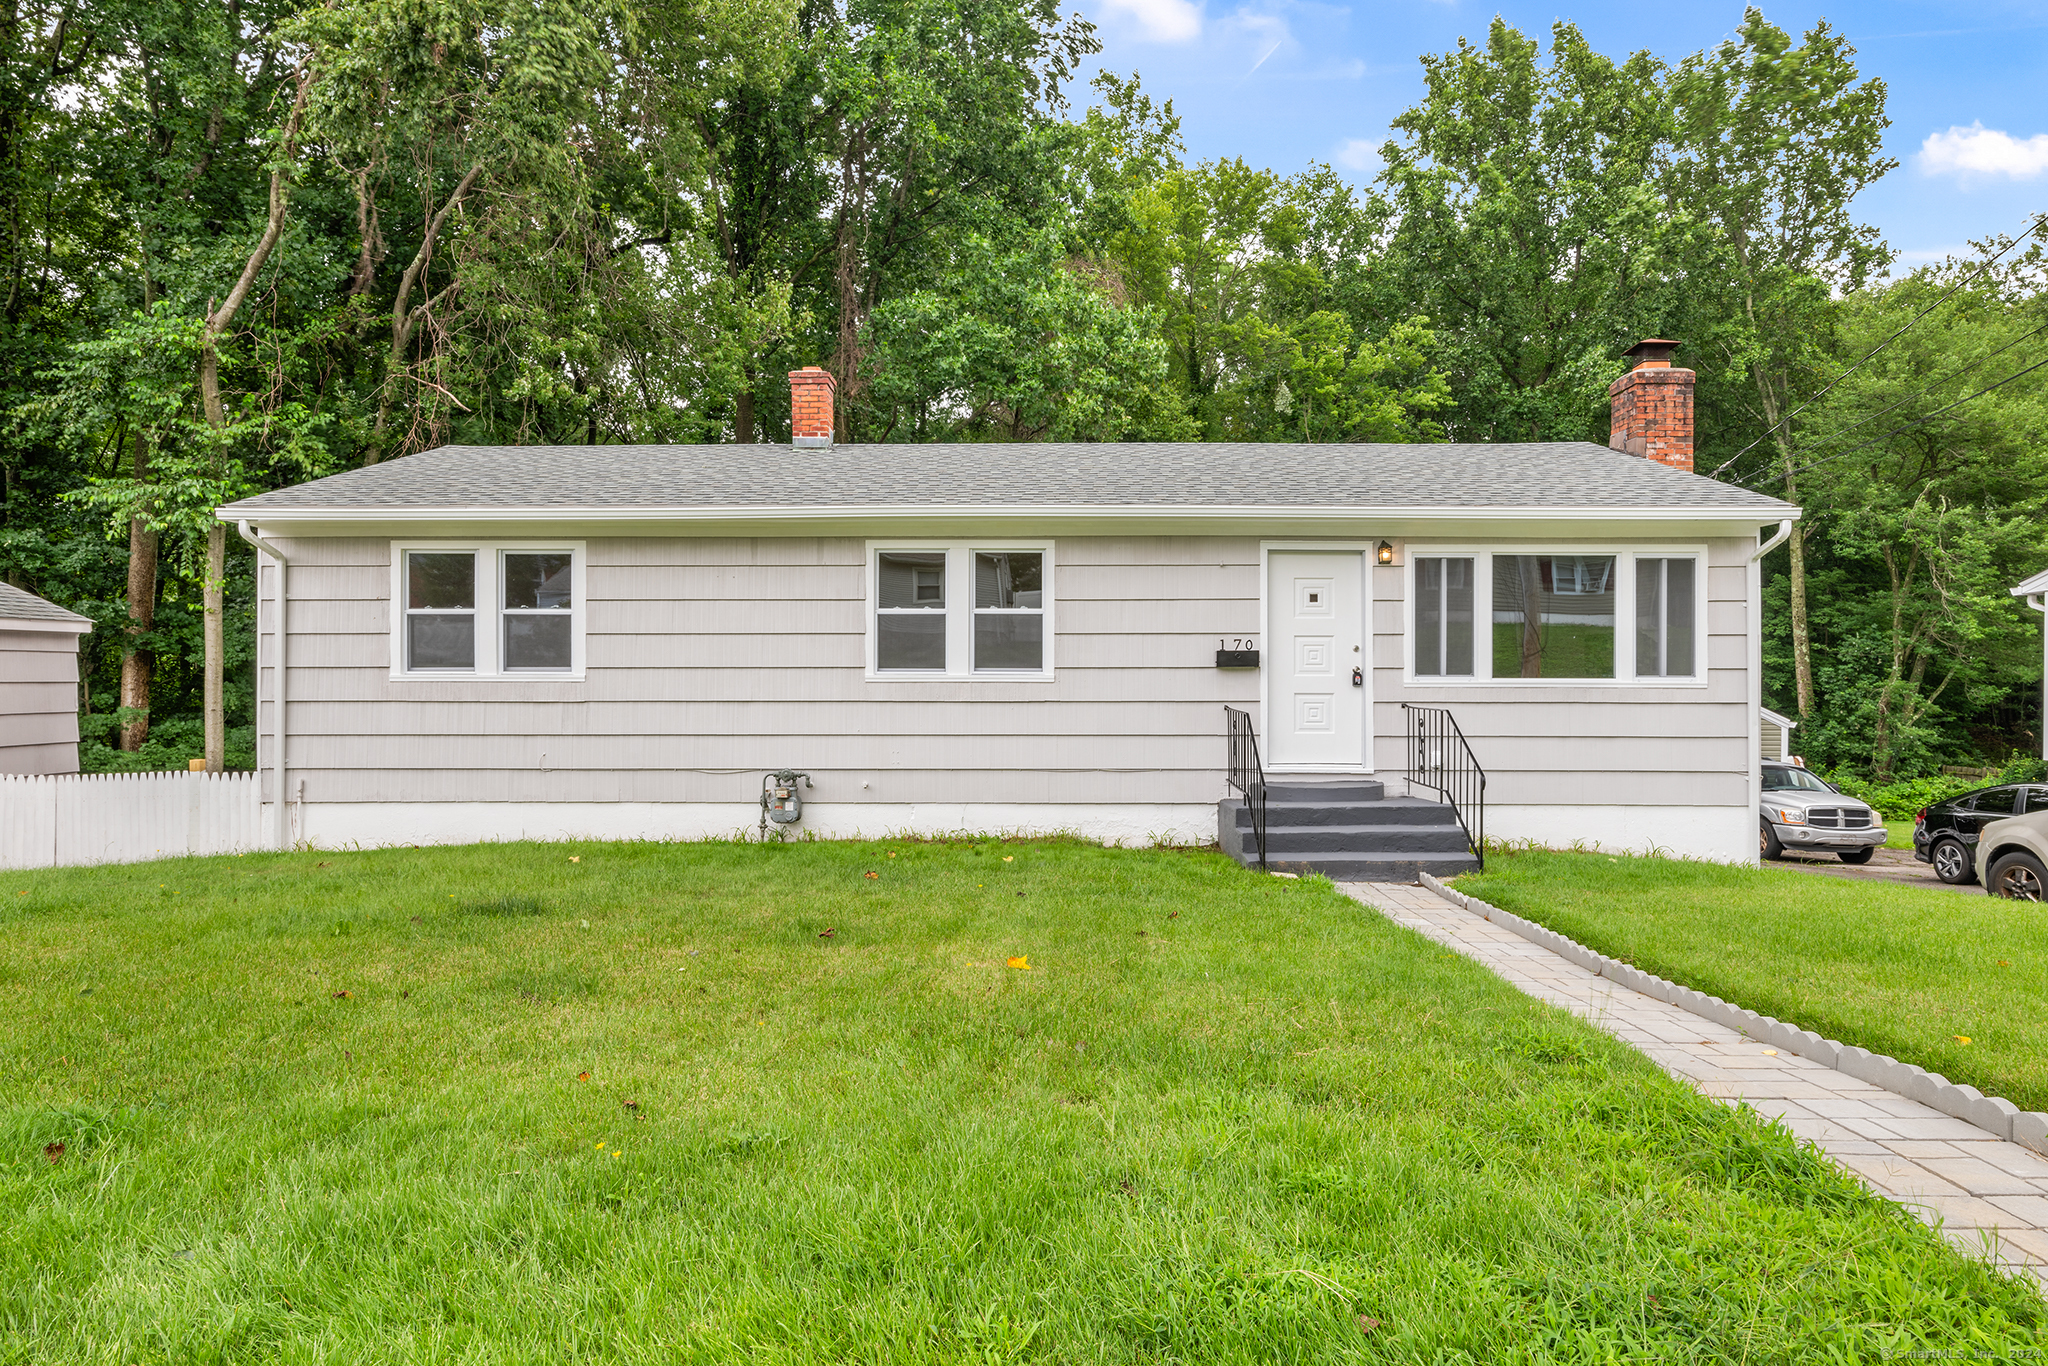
[789,367,836,448]
[1608,339,1694,472]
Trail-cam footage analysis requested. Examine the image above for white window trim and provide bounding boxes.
[1402,544,1709,688]
[864,539,1055,681]
[389,540,587,680]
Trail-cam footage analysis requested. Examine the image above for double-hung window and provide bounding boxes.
[394,543,583,678]
[1408,547,1701,684]
[869,542,1053,678]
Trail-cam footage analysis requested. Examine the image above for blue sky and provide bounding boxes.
[1070,0,2048,270]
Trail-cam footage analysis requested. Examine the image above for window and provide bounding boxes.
[393,543,582,678]
[1492,555,1616,679]
[1971,787,2020,816]
[503,552,574,670]
[876,551,948,670]
[407,552,478,670]
[869,543,1054,678]
[1414,556,1474,676]
[2024,786,2048,814]
[974,552,1044,670]
[1634,557,1697,677]
[1408,546,1703,685]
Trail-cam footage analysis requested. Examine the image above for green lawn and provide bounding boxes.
[3,840,2041,1362]
[1887,819,1917,851]
[1453,848,2048,1114]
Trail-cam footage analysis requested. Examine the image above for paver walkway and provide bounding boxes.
[1343,880,2048,1290]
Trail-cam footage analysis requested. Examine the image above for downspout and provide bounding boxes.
[1748,520,1795,855]
[2029,593,2047,763]
[236,520,291,850]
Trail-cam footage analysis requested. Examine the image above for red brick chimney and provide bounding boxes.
[789,367,836,448]
[1608,339,1694,472]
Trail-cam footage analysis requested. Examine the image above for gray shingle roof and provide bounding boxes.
[219,440,1796,515]
[0,582,91,626]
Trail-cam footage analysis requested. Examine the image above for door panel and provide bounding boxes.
[1268,551,1365,769]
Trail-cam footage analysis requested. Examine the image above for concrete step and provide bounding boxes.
[1267,852,1481,881]
[1263,778,1385,803]
[1263,823,1475,854]
[1235,797,1465,829]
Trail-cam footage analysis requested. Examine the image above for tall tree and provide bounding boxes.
[1667,7,1894,718]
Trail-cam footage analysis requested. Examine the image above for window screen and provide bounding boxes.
[1634,557,1697,677]
[973,552,1044,670]
[1492,555,1615,679]
[406,552,476,670]
[1415,557,1474,676]
[877,552,947,670]
[503,552,573,670]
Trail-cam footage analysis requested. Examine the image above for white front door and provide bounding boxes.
[1266,550,1367,769]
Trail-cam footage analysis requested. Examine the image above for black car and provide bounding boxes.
[1914,782,2048,884]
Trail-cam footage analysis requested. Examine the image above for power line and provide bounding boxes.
[1790,315,2048,454]
[1708,212,2048,479]
[1777,350,2048,486]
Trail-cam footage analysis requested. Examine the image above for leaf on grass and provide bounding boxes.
[863,871,879,880]
[332,990,351,999]
[577,1071,592,1081]
[1007,956,1031,971]
[818,928,835,938]
[570,856,581,863]
[622,1100,639,1111]
[1002,855,1013,862]
[1955,1035,1971,1045]
[1169,912,1179,919]
[1357,1316,1380,1334]
[317,861,330,868]
[43,1142,64,1163]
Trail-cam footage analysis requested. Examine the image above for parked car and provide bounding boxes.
[1914,782,2048,885]
[1759,763,1885,863]
[1977,805,2048,899]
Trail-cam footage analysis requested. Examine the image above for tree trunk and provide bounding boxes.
[120,433,157,752]
[1518,556,1544,678]
[203,522,226,770]
[735,387,754,443]
[1754,368,1816,717]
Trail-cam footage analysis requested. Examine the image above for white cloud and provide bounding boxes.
[1919,122,2048,180]
[1098,0,1204,43]
[1334,138,1379,172]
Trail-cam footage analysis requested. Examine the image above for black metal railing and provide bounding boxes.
[1223,705,1268,869]
[1403,703,1486,869]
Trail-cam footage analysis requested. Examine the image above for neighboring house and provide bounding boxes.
[216,340,1798,863]
[2019,568,2048,762]
[0,584,92,775]
[1760,707,1797,762]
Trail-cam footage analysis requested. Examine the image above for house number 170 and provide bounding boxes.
[1220,638,1256,650]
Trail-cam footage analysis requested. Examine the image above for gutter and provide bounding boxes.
[236,520,292,851]
[214,501,1802,525]
[1750,519,1793,561]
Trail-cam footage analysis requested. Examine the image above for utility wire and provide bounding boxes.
[1783,315,2048,456]
[1708,213,2048,479]
[1775,350,2048,486]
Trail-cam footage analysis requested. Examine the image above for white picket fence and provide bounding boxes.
[0,771,264,870]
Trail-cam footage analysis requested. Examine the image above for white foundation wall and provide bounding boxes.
[1473,802,1755,864]
[276,801,1218,850]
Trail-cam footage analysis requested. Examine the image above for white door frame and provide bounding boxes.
[1260,541,1374,774]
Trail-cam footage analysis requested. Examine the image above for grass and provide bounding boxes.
[1453,848,2048,1114]
[2,838,2042,1363]
[1887,819,1917,850]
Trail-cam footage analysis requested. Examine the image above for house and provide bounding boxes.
[215,340,1797,866]
[2018,568,2048,762]
[0,583,93,775]
[1760,707,1797,763]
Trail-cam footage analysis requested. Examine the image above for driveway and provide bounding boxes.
[1772,844,1983,895]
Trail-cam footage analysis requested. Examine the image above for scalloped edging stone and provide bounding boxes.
[1417,872,2048,1157]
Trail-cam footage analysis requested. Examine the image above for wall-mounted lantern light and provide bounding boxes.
[1376,541,1396,566]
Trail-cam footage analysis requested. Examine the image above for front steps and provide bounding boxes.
[1218,777,1479,881]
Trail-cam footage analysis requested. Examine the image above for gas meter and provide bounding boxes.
[759,770,813,841]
